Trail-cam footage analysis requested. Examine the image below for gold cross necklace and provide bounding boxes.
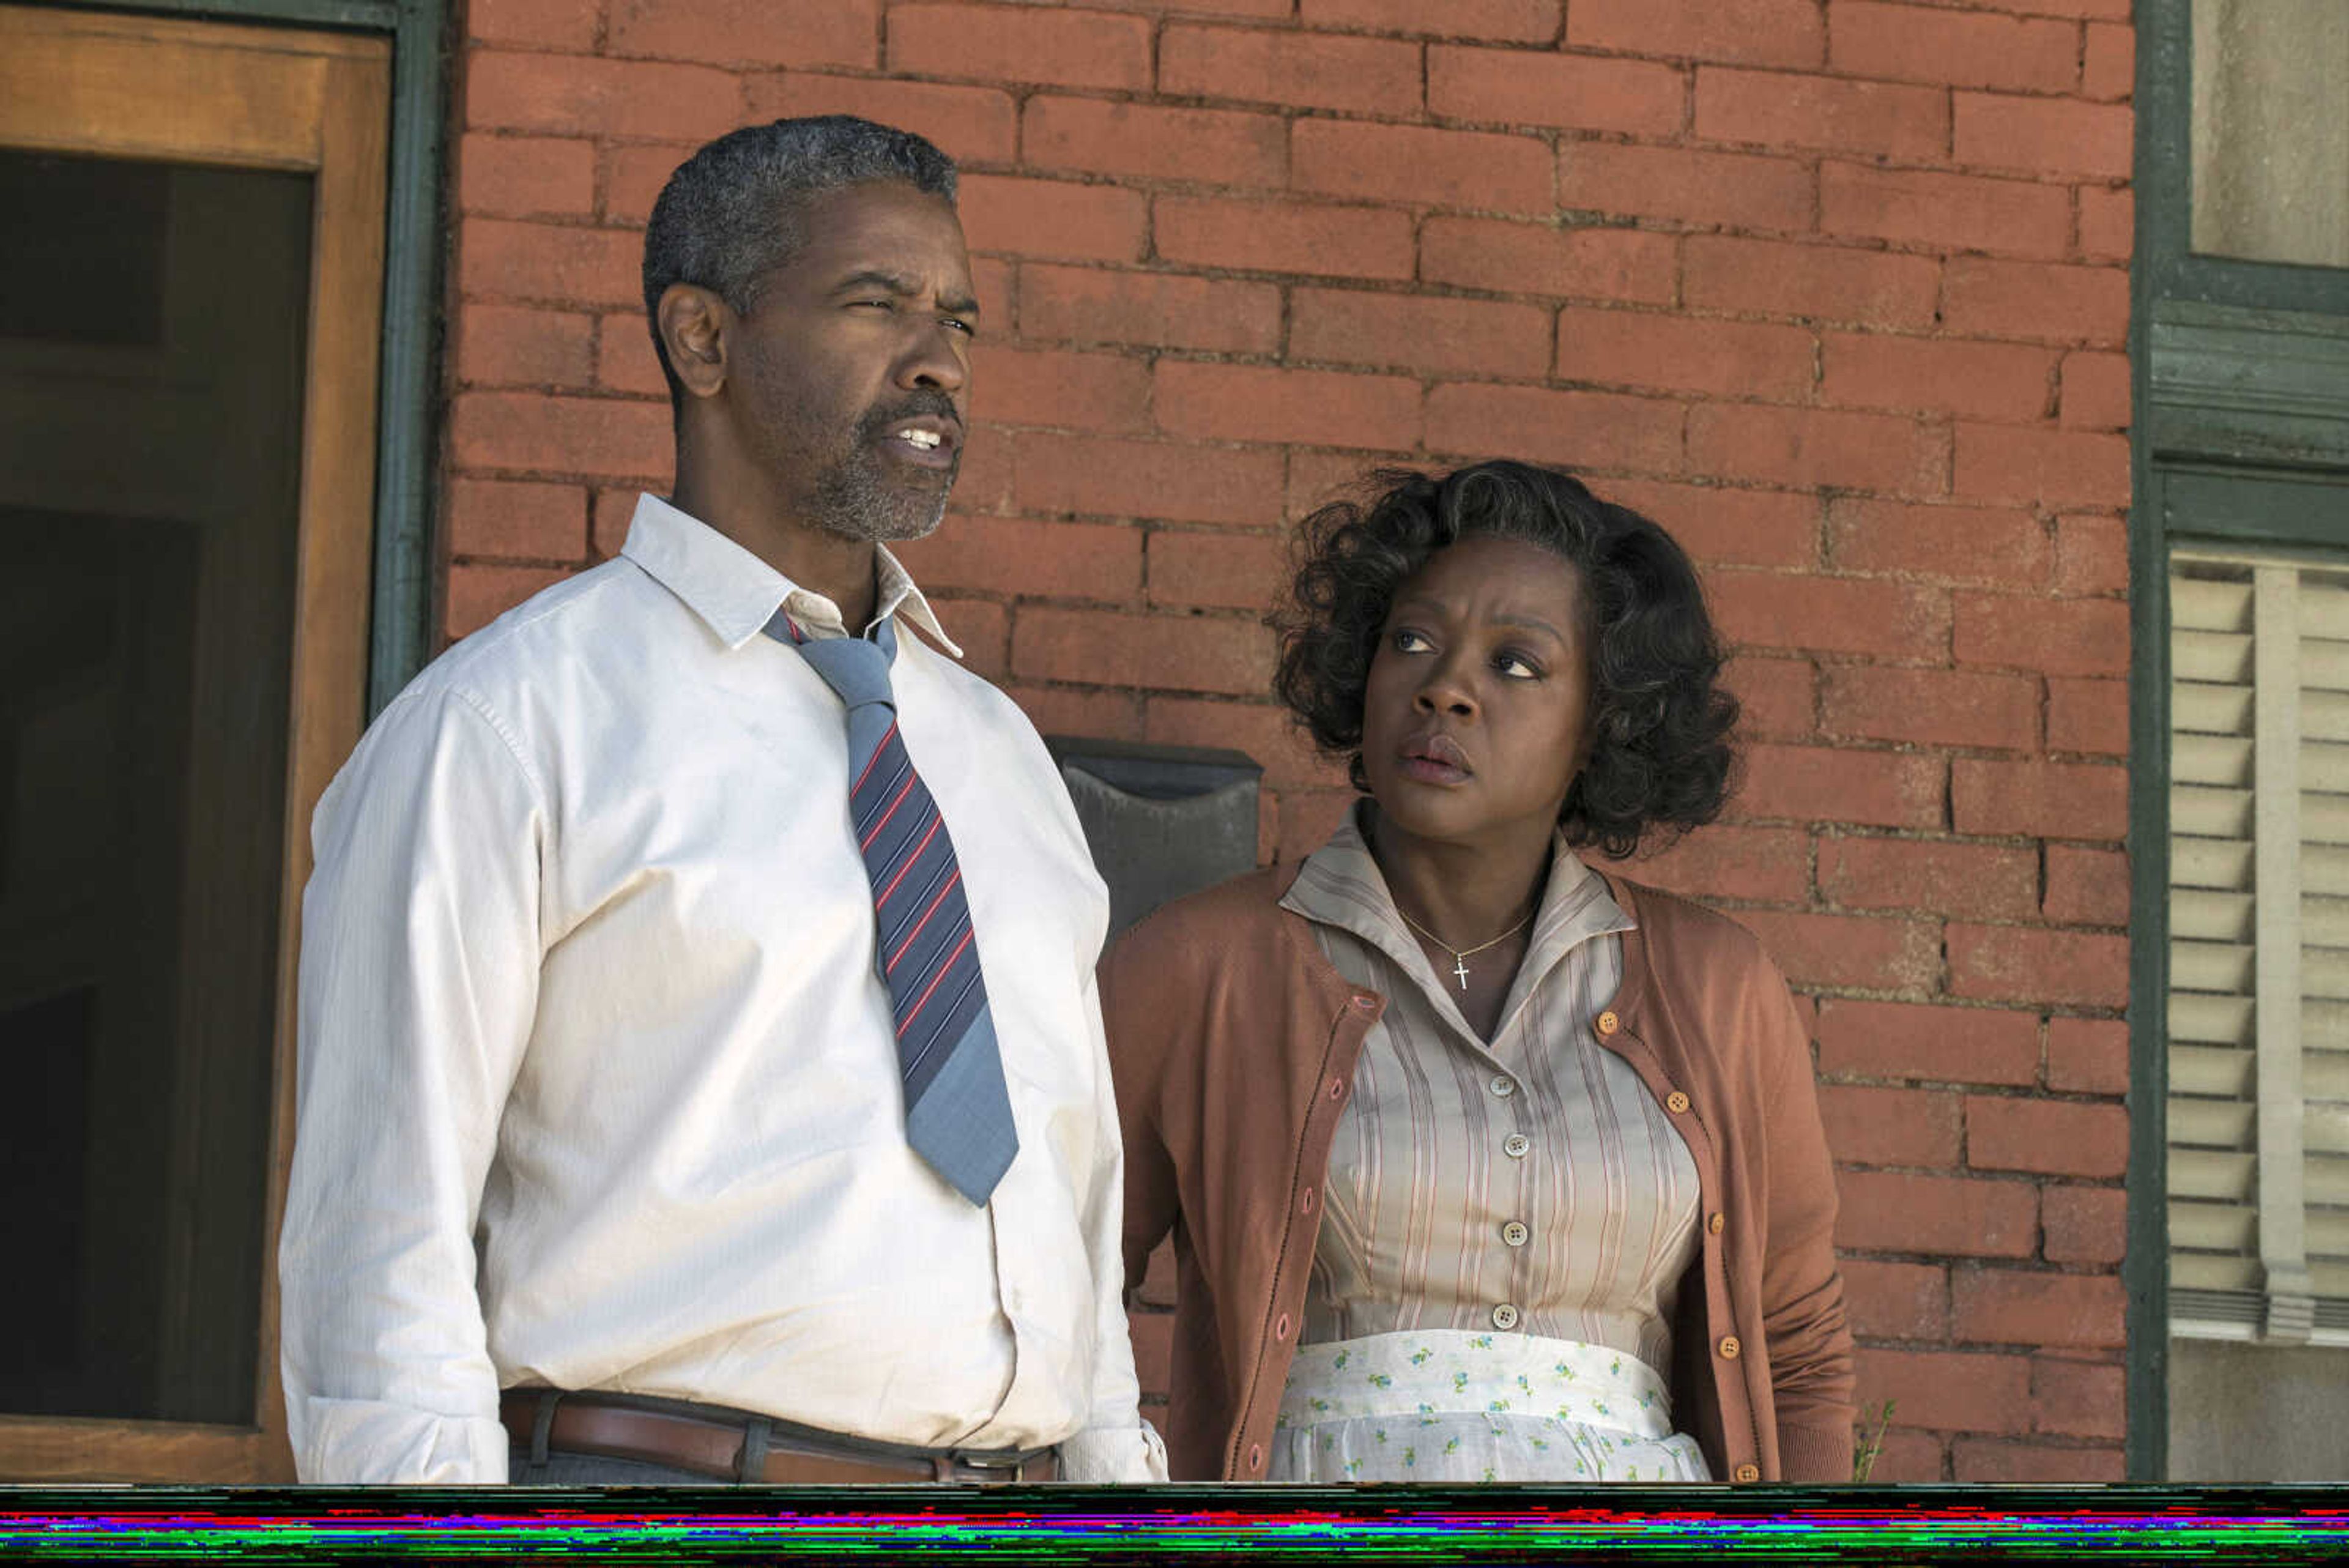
[1395,904,1535,990]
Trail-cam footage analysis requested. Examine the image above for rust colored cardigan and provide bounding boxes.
[1103,861,1855,1485]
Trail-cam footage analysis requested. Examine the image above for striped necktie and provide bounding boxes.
[765,611,1018,1206]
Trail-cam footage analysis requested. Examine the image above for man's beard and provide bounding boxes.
[805,397,962,543]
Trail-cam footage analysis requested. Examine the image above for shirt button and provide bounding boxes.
[1490,1075,1517,1099]
[1666,1090,1692,1114]
[1595,1009,1620,1036]
[1275,1312,1293,1342]
[1503,1134,1531,1159]
[1501,1221,1529,1248]
[1492,1302,1521,1331]
[1733,1462,1761,1484]
[1718,1335,1741,1359]
[1708,1211,1727,1236]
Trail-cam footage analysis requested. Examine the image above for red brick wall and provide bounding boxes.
[445,0,2136,1481]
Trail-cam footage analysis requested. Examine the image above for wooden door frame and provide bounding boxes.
[47,0,448,716]
[0,4,388,1481]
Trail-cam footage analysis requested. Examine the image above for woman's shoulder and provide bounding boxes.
[1107,863,1304,975]
[1605,871,1803,1034]
[1609,874,1771,970]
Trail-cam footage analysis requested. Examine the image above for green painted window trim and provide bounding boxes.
[2130,0,2349,1482]
[53,0,447,717]
[2135,0,2349,319]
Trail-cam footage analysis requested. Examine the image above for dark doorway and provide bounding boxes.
[0,150,311,1425]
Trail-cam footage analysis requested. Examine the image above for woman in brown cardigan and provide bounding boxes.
[1104,461,1853,1484]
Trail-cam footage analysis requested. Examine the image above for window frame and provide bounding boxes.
[50,0,447,714]
[2136,0,2349,319]
[2129,0,2349,1480]
[0,0,446,1481]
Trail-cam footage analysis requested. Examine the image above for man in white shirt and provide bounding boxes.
[278,116,1167,1485]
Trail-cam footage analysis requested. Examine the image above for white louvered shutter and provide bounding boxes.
[2169,550,2349,1343]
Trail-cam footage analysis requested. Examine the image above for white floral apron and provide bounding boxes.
[1269,1328,1712,1483]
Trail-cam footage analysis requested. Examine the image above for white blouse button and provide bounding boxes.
[1503,1133,1531,1158]
[1490,1074,1516,1099]
[1492,1302,1521,1330]
[1501,1221,1529,1248]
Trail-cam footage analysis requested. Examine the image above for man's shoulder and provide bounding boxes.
[391,559,651,718]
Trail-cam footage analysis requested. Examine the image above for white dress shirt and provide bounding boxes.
[279,494,1167,1484]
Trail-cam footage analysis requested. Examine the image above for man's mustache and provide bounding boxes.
[858,392,962,442]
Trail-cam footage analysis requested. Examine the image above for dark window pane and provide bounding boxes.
[0,152,168,346]
[0,157,311,1425]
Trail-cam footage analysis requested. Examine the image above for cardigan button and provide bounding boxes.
[1718,1335,1741,1359]
[1733,1463,1761,1484]
[1300,1187,1316,1215]
[1595,1009,1619,1036]
[1352,993,1379,1012]
[1327,1077,1346,1101]
[1708,1212,1726,1236]
[1247,1443,1265,1473]
[1666,1090,1692,1114]
[1275,1312,1293,1342]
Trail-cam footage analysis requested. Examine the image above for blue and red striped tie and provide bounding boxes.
[767,611,1017,1206]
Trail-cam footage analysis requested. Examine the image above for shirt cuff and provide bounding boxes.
[1058,1418,1169,1483]
[295,1395,512,1484]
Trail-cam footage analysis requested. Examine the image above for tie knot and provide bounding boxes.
[792,622,896,711]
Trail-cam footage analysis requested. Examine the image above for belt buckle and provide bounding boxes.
[948,1447,1038,1484]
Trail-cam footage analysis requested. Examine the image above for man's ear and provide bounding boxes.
[657,283,732,401]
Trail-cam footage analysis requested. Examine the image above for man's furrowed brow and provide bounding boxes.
[831,267,922,297]
[831,268,982,317]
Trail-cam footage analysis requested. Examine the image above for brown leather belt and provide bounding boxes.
[500,1390,1059,1484]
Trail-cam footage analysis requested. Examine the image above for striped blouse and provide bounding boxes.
[1280,809,1703,1379]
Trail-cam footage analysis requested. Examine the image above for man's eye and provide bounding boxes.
[942,316,975,336]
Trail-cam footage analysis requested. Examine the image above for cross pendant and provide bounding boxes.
[1452,954,1472,990]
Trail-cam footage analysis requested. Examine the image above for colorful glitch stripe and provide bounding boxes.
[6,1487,2349,1562]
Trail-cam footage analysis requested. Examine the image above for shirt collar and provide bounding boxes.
[618,492,961,657]
[1280,801,1634,1025]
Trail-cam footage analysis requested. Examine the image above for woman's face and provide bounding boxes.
[1359,535,1594,854]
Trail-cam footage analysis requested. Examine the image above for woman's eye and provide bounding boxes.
[1495,652,1542,680]
[1391,629,1432,653]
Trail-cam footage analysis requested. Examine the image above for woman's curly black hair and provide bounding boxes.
[1272,460,1737,860]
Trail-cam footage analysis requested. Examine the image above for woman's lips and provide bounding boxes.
[1398,756,1469,786]
[1396,732,1471,786]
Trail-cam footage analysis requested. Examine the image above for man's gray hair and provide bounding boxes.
[641,115,959,406]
